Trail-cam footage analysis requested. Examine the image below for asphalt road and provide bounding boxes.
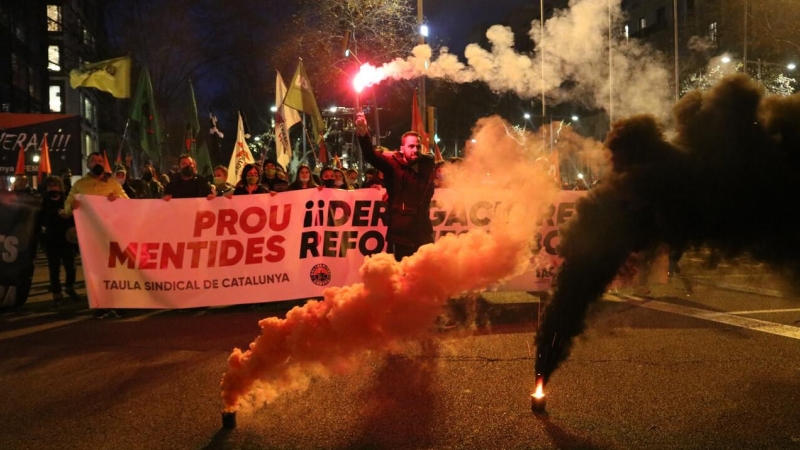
[1,253,800,449]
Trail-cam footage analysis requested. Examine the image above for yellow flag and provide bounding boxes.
[69,56,131,98]
[283,60,325,140]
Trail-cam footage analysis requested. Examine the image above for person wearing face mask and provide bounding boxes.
[212,165,235,197]
[38,176,78,307]
[355,113,436,261]
[113,165,136,198]
[63,152,128,216]
[162,154,214,200]
[139,164,163,199]
[61,152,127,318]
[333,168,353,190]
[233,164,269,195]
[287,164,318,190]
[346,168,360,189]
[318,166,336,189]
[260,159,289,193]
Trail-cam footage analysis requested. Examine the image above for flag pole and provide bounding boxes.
[118,118,130,163]
[302,126,318,163]
[302,113,307,165]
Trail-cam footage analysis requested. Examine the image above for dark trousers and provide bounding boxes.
[44,242,76,294]
[389,243,421,262]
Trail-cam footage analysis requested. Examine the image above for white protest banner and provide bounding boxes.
[74,189,389,309]
[74,189,590,309]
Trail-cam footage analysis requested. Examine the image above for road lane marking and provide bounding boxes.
[0,316,91,341]
[605,295,800,341]
[726,308,800,315]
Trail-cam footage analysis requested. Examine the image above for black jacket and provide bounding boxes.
[358,134,436,247]
[164,176,212,199]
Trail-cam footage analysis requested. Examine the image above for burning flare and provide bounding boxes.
[353,64,384,93]
[532,378,545,399]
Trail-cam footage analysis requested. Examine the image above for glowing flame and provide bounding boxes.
[532,379,545,399]
[353,64,384,93]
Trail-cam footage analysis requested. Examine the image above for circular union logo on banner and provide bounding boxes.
[310,264,332,286]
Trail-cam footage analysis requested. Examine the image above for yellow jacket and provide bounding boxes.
[64,173,129,215]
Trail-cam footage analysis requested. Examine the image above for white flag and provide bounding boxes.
[227,112,255,186]
[275,71,301,170]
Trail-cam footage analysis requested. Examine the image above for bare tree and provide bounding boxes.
[271,0,418,105]
[745,0,800,61]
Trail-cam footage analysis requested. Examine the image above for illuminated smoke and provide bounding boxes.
[535,74,800,383]
[220,116,567,412]
[356,0,672,118]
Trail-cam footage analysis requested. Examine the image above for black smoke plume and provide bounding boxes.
[535,74,800,383]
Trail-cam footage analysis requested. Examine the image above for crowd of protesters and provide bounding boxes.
[7,138,604,322]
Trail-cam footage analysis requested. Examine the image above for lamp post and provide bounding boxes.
[418,0,426,127]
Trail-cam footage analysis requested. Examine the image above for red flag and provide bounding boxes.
[411,89,430,151]
[103,150,112,174]
[116,147,123,165]
[318,134,328,164]
[38,135,52,183]
[15,144,26,176]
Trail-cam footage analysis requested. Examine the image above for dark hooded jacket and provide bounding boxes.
[358,134,436,247]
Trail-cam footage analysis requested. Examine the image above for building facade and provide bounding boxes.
[620,0,798,95]
[1,0,107,185]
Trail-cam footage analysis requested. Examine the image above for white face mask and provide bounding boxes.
[334,179,344,187]
[299,176,310,183]
[214,176,226,185]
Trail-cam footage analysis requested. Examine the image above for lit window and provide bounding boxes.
[709,22,718,45]
[49,85,62,112]
[47,5,61,32]
[48,45,60,71]
[639,17,646,31]
[83,26,94,49]
[624,25,629,41]
[83,96,95,125]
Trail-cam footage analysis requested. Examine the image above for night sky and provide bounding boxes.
[426,0,534,51]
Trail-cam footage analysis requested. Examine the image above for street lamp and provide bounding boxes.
[788,63,797,71]
[524,113,531,120]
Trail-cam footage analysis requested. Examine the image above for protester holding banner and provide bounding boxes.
[163,154,213,200]
[319,167,336,189]
[361,167,384,189]
[113,165,136,199]
[346,168,360,189]
[139,165,163,199]
[287,164,318,190]
[260,159,289,193]
[63,152,129,216]
[233,164,269,195]
[38,176,78,306]
[212,165,235,197]
[60,152,127,318]
[355,112,436,261]
[333,168,353,190]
